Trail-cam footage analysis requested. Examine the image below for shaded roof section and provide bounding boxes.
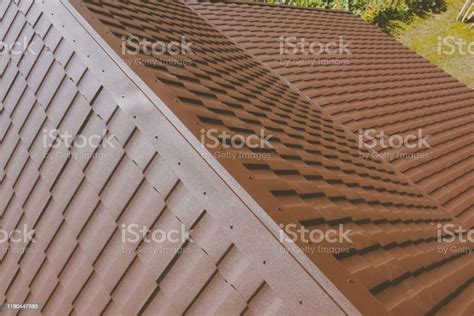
[70,0,474,315]
[189,0,474,227]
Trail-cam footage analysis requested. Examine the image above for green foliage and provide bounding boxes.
[257,1,446,29]
[262,0,330,7]
[361,2,411,24]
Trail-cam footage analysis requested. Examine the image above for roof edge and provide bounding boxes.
[193,0,354,14]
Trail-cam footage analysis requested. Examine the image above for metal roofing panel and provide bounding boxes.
[0,0,361,314]
[188,0,474,228]
[66,0,472,314]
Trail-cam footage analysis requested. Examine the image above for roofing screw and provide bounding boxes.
[277,207,282,211]
[347,279,354,284]
[263,260,266,265]
[247,175,253,180]
[133,115,137,119]
[299,301,303,305]
[154,136,158,140]
[177,162,181,166]
[230,225,233,229]
[203,192,207,195]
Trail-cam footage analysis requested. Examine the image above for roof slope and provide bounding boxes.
[189,0,474,227]
[1,0,366,314]
[67,0,474,315]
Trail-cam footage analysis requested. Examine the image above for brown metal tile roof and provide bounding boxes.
[0,0,362,314]
[188,0,474,228]
[0,0,472,315]
[68,0,473,314]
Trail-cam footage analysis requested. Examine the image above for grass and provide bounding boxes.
[386,0,474,89]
